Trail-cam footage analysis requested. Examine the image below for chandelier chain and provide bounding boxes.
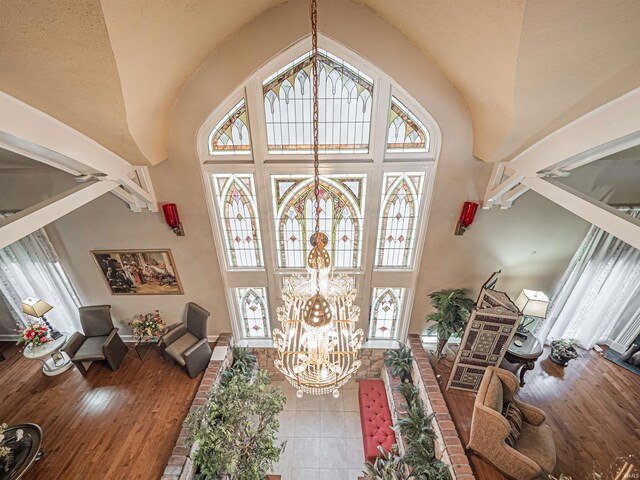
[311,0,320,237]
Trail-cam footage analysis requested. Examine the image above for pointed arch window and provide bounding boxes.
[209,99,251,155]
[387,97,429,153]
[369,288,405,339]
[375,172,425,268]
[211,174,263,268]
[236,287,270,338]
[263,49,373,154]
[272,174,366,268]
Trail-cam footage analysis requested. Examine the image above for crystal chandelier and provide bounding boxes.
[272,0,364,397]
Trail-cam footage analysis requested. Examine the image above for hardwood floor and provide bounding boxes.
[427,344,640,480]
[0,342,204,480]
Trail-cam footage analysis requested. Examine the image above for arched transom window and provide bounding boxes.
[200,37,439,344]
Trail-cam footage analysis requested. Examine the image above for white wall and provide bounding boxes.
[0,0,590,339]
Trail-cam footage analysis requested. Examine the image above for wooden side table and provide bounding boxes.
[23,333,72,376]
[500,334,543,387]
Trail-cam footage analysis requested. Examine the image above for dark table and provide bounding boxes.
[0,424,43,480]
[500,334,543,387]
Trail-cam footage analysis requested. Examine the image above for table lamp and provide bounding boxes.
[514,289,549,338]
[21,297,62,340]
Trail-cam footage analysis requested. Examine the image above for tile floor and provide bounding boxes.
[272,379,366,480]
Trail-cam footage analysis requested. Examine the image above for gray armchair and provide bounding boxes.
[160,302,211,378]
[63,305,128,375]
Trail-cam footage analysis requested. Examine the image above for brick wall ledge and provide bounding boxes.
[161,333,233,480]
[407,334,476,480]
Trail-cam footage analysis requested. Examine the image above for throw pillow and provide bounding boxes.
[502,402,523,447]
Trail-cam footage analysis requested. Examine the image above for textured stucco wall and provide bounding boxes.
[0,0,590,339]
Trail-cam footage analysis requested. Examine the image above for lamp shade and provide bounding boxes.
[21,297,53,318]
[514,289,549,318]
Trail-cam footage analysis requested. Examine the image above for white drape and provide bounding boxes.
[538,208,640,349]
[0,214,82,333]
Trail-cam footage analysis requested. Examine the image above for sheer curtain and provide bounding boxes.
[0,214,82,333]
[538,208,640,349]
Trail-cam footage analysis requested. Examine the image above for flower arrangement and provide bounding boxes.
[0,423,24,472]
[16,322,49,348]
[130,310,165,342]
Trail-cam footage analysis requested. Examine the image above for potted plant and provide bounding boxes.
[0,423,24,472]
[384,344,414,383]
[16,322,49,349]
[187,369,285,480]
[549,339,578,366]
[363,445,406,480]
[129,310,165,343]
[424,289,474,362]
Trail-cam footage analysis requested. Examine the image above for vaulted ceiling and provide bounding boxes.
[1,0,639,166]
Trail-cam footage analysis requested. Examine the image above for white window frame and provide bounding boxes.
[196,35,441,346]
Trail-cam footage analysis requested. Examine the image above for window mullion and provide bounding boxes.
[246,76,279,335]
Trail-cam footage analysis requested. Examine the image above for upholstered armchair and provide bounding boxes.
[63,305,128,375]
[468,366,556,480]
[160,302,211,378]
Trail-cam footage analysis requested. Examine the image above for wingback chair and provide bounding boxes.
[160,302,211,378]
[63,305,128,374]
[468,366,556,480]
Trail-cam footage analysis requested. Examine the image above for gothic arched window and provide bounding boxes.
[375,173,425,268]
[272,175,365,268]
[369,288,405,339]
[200,40,438,342]
[211,174,263,268]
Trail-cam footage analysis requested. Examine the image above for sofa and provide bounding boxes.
[358,379,397,463]
[467,366,556,480]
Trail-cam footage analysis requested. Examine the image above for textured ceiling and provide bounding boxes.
[1,0,640,166]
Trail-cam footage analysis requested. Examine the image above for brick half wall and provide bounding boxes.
[407,334,476,480]
[161,333,234,480]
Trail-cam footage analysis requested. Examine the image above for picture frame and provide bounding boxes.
[91,249,184,295]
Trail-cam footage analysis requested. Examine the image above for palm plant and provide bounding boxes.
[425,289,474,362]
[384,344,414,383]
[221,346,257,384]
[363,445,407,480]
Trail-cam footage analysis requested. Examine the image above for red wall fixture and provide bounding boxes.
[162,203,185,236]
[455,201,479,235]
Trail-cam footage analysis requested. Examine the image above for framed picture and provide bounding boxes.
[92,249,184,295]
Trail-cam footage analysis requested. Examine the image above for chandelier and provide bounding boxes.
[272,0,364,397]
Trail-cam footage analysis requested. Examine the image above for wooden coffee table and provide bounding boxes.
[501,334,543,387]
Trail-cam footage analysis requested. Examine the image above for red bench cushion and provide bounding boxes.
[358,379,397,463]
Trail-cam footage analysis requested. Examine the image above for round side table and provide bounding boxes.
[501,334,543,387]
[23,333,73,376]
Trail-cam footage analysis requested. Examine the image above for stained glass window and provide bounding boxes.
[375,172,425,268]
[209,99,251,155]
[211,174,263,267]
[272,174,366,268]
[263,50,373,154]
[387,97,429,153]
[236,287,270,338]
[369,287,405,339]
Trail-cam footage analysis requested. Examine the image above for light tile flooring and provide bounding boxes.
[272,379,366,480]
